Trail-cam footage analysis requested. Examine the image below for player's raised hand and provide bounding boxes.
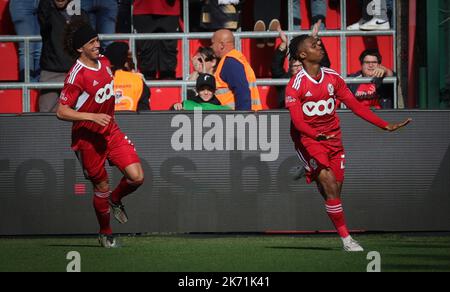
[91,113,112,127]
[384,118,412,132]
[278,26,288,44]
[312,19,323,39]
[316,133,336,141]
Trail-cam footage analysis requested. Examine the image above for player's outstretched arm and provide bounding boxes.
[56,104,112,127]
[384,118,412,132]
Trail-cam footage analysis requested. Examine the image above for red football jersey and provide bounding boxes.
[355,83,382,109]
[59,56,116,149]
[133,0,180,16]
[285,67,389,141]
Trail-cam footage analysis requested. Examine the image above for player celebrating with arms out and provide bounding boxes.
[286,35,411,252]
[57,19,144,248]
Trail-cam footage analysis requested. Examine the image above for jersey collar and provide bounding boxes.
[77,59,102,72]
[303,67,325,85]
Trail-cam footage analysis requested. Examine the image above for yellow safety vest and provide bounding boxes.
[113,70,144,112]
[215,49,262,111]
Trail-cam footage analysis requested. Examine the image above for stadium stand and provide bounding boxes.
[0,0,396,113]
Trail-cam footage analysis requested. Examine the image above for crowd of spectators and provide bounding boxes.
[3,0,396,112]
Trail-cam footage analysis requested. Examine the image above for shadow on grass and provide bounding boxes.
[267,246,334,251]
[47,244,101,248]
[384,244,450,249]
[388,254,450,261]
[383,264,450,272]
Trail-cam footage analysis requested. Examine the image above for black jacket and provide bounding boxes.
[38,0,89,72]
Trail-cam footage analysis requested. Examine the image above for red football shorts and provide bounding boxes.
[294,137,346,184]
[75,124,141,184]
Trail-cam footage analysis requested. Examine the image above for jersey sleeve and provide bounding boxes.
[334,75,389,129]
[285,77,320,139]
[59,73,83,108]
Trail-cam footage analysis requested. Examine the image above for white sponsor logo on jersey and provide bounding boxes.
[285,96,296,105]
[302,97,335,117]
[93,80,99,87]
[306,91,313,97]
[95,81,115,104]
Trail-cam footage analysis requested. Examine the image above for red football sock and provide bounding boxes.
[325,198,350,239]
[111,177,142,203]
[93,191,112,235]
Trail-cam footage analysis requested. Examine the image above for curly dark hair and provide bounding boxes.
[288,34,310,62]
[63,16,91,60]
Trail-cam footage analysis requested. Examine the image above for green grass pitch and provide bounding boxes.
[0,234,449,272]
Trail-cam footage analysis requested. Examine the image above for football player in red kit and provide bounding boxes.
[286,35,411,252]
[57,20,144,248]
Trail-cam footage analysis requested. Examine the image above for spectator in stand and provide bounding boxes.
[293,0,328,30]
[253,0,281,48]
[200,0,241,32]
[211,29,262,111]
[348,49,394,109]
[9,0,42,82]
[347,0,391,31]
[188,47,219,99]
[271,21,330,108]
[80,0,118,45]
[104,42,151,112]
[134,0,180,80]
[173,73,230,110]
[38,1,90,112]
[117,0,132,33]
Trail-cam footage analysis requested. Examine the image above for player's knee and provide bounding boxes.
[94,181,110,193]
[128,175,144,187]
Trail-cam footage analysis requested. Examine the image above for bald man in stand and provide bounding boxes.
[211,29,262,111]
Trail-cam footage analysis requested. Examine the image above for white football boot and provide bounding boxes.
[98,234,120,249]
[342,236,364,252]
[109,200,129,224]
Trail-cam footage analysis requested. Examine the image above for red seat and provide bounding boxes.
[0,42,19,81]
[150,87,181,111]
[258,86,279,110]
[0,89,39,113]
[241,38,283,78]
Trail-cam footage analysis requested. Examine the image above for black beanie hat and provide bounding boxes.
[104,42,129,69]
[72,24,98,51]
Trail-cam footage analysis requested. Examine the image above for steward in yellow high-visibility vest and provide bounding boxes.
[104,42,151,112]
[212,30,262,111]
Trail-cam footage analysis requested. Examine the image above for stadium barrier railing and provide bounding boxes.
[0,0,398,112]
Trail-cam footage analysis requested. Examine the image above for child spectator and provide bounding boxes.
[188,47,219,99]
[173,73,231,110]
